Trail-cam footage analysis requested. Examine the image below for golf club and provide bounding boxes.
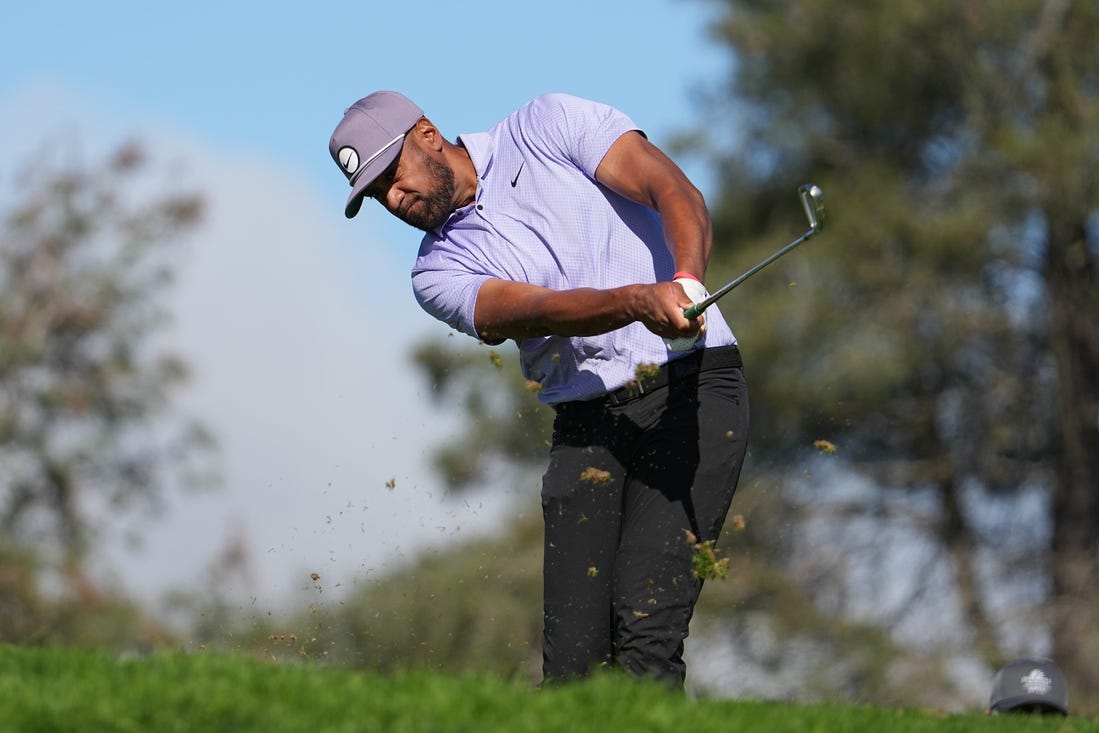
[683,183,825,320]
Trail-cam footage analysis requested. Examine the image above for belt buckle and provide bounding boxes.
[612,368,660,405]
[606,380,641,407]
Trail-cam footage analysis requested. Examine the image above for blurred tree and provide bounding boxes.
[0,542,168,649]
[364,0,1099,711]
[411,339,554,491]
[681,0,1098,708]
[0,141,215,597]
[318,509,546,679]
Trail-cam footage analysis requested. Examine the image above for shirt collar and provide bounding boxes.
[456,132,494,179]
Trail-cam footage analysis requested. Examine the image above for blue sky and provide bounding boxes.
[1,0,726,201]
[0,1,731,609]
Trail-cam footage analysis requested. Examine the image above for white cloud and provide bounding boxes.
[1,81,520,610]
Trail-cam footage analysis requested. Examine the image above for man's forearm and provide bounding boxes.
[475,282,644,341]
[474,279,700,343]
[655,183,713,280]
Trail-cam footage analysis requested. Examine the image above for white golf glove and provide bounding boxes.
[664,276,709,352]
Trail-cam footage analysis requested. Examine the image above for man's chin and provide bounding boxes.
[399,216,433,232]
[399,209,449,232]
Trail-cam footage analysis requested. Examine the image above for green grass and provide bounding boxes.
[0,644,1094,733]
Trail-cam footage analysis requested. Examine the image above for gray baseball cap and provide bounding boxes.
[329,91,424,218]
[989,657,1068,715]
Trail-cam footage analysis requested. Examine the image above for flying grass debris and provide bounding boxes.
[524,379,542,392]
[684,530,729,581]
[489,351,504,369]
[385,478,396,489]
[813,439,837,455]
[731,514,746,532]
[615,362,662,396]
[580,466,614,485]
[634,362,660,382]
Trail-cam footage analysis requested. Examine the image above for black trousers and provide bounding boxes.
[540,346,749,688]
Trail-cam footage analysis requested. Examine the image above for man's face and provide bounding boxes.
[364,135,456,232]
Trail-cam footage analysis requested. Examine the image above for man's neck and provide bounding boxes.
[448,140,478,209]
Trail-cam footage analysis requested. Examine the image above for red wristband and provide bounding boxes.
[673,271,701,282]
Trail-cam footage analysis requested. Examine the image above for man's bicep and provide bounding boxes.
[594,130,695,209]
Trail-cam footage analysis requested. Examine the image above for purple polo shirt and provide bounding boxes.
[412,93,736,404]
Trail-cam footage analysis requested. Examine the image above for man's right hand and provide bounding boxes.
[663,277,708,351]
[635,280,705,343]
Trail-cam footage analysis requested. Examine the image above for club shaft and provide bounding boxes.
[683,228,817,320]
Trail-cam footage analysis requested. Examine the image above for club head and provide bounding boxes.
[799,184,824,234]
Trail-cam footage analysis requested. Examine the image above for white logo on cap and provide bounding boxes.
[1021,669,1052,695]
[338,147,359,176]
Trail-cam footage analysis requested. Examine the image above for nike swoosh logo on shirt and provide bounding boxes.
[511,161,524,187]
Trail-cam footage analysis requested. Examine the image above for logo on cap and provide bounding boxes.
[1022,669,1053,695]
[338,147,359,176]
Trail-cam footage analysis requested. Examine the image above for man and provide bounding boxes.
[329,91,749,689]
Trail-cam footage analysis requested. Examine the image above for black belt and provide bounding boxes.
[557,346,743,410]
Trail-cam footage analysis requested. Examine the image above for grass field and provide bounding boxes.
[1,644,1094,733]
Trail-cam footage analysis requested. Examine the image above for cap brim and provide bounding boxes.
[343,142,403,219]
[345,191,365,219]
[991,696,1068,715]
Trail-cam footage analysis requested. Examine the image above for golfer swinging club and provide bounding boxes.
[329,91,749,689]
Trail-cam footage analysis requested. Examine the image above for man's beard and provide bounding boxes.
[398,148,457,232]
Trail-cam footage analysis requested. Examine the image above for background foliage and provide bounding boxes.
[338,0,1098,711]
[0,143,214,643]
[1,0,1096,717]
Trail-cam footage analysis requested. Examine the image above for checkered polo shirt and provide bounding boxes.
[412,93,736,404]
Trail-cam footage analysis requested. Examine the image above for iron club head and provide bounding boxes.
[799,183,824,234]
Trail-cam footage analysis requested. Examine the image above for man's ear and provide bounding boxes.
[412,117,443,151]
